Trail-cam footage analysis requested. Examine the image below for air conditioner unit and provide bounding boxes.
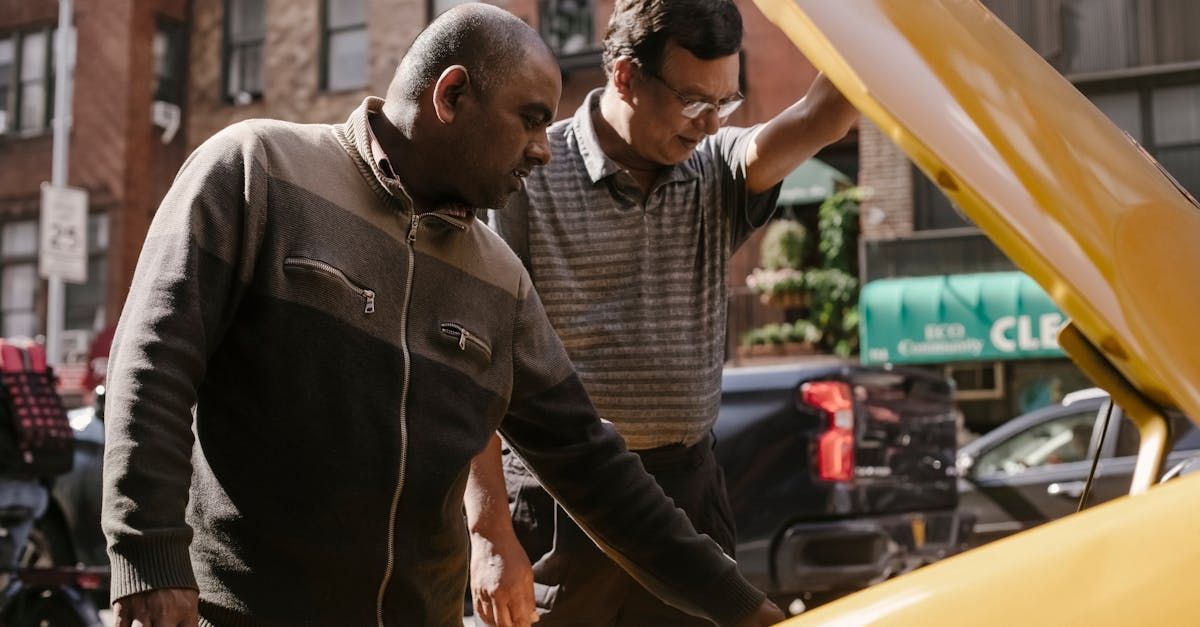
[151,100,181,144]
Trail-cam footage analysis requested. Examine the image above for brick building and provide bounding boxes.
[0,0,191,397]
[0,0,854,396]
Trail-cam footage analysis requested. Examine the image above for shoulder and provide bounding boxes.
[464,219,535,296]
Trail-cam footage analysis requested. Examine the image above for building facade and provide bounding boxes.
[0,0,191,398]
[162,0,855,368]
[857,0,1200,431]
[0,0,853,398]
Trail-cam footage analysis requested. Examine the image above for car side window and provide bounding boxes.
[1112,411,1198,458]
[1113,417,1140,458]
[974,410,1097,478]
[1169,412,1200,450]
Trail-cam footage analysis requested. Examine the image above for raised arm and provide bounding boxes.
[745,72,858,194]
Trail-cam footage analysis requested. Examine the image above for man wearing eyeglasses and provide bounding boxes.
[469,1,858,625]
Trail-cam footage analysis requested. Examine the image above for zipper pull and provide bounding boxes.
[458,329,468,350]
[363,290,376,314]
[408,213,420,243]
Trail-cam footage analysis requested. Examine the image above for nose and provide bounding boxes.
[693,107,721,136]
[527,131,551,166]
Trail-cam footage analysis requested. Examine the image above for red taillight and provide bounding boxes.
[800,381,855,482]
[75,572,104,590]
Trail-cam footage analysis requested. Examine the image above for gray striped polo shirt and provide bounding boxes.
[494,89,780,449]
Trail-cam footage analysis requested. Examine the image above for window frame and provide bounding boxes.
[538,0,596,57]
[1077,65,1200,196]
[0,33,14,133]
[153,17,186,105]
[0,25,59,137]
[0,219,41,338]
[972,408,1101,479]
[320,0,369,93]
[222,0,266,102]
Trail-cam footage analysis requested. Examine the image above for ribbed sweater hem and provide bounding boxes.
[108,539,198,603]
[704,566,768,627]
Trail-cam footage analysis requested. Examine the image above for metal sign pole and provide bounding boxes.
[46,0,74,366]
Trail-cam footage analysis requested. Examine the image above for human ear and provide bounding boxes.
[432,65,471,124]
[611,57,638,104]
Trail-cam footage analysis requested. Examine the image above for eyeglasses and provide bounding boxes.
[641,68,744,121]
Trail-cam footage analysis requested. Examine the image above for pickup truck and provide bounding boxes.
[714,362,970,610]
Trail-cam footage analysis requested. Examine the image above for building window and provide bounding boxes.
[540,0,594,55]
[1085,80,1200,195]
[153,20,185,104]
[1150,84,1200,193]
[224,0,265,102]
[18,30,48,133]
[0,36,13,131]
[65,213,108,332]
[0,26,74,135]
[1,221,39,338]
[1059,0,1138,75]
[322,0,368,92]
[431,0,472,20]
[985,0,1200,76]
[913,166,972,231]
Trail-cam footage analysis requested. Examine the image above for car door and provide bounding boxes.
[1087,408,1200,503]
[961,405,1104,544]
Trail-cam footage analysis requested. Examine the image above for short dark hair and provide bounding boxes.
[390,3,542,103]
[602,0,742,76]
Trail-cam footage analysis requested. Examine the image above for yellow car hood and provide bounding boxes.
[787,470,1200,625]
[753,0,1200,420]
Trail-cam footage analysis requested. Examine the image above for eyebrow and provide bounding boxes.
[522,103,554,126]
[676,83,741,105]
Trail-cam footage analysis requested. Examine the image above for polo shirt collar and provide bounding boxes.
[571,89,700,186]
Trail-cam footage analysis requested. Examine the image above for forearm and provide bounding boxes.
[746,72,858,194]
[506,279,764,625]
[501,386,763,626]
[466,434,514,538]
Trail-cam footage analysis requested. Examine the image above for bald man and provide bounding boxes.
[100,4,782,626]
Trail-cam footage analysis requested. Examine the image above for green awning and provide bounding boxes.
[860,272,1066,365]
[777,158,851,205]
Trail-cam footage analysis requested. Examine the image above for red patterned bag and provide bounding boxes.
[0,340,74,477]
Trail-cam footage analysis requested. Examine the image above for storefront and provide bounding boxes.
[859,272,1093,432]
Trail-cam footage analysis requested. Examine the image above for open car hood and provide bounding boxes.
[753,0,1200,422]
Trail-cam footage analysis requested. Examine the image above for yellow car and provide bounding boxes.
[750,0,1200,624]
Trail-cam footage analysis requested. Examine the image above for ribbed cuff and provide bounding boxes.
[108,539,198,603]
[703,566,769,627]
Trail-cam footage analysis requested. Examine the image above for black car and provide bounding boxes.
[714,361,969,611]
[956,389,1200,548]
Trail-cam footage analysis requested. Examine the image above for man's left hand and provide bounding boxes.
[470,529,538,627]
[735,598,786,627]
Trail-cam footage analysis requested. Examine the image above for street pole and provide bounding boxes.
[47,0,74,366]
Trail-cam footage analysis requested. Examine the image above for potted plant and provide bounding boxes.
[747,219,808,308]
[782,319,822,355]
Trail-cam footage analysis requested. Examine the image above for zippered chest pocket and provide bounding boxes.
[439,322,493,362]
[283,256,376,314]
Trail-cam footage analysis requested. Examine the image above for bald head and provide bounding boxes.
[389,3,552,106]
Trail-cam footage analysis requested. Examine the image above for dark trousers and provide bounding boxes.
[502,435,736,626]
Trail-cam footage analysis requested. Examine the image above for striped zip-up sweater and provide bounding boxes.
[101,98,765,626]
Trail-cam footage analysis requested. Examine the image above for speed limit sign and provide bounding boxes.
[39,184,89,284]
